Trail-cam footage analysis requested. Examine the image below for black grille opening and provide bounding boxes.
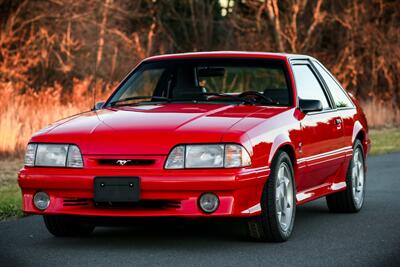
[94,200,181,209]
[97,159,155,166]
[63,198,89,206]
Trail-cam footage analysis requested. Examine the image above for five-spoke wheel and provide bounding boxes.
[326,139,366,212]
[275,163,294,232]
[247,150,296,242]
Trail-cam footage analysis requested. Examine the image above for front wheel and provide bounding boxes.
[326,139,366,212]
[247,151,296,242]
[43,215,95,237]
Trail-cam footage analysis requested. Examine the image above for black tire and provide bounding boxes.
[326,139,366,213]
[43,215,95,237]
[247,151,296,242]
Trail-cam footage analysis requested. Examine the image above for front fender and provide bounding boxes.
[268,133,294,166]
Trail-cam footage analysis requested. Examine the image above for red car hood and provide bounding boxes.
[31,104,288,155]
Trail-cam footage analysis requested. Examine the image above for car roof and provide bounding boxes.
[143,51,314,62]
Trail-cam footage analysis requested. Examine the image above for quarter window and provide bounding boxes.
[313,61,353,108]
[292,64,330,109]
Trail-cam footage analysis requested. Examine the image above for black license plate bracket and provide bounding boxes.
[94,177,140,202]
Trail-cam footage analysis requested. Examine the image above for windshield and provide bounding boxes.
[106,58,292,107]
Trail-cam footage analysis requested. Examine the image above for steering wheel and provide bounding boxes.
[238,91,274,105]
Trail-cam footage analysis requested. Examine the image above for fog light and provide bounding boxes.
[199,193,219,213]
[33,192,50,210]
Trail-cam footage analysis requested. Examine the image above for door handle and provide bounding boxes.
[334,118,342,129]
[335,118,342,125]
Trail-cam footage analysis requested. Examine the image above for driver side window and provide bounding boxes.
[118,68,166,99]
[292,64,331,110]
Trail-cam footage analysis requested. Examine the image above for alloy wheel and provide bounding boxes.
[275,162,294,232]
[352,148,365,209]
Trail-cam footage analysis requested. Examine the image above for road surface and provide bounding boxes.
[1,153,399,266]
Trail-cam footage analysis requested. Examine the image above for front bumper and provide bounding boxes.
[18,165,269,217]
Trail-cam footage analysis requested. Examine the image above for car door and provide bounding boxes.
[291,60,345,191]
[312,59,356,152]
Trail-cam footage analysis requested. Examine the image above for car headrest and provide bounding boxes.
[263,89,289,105]
[173,86,207,99]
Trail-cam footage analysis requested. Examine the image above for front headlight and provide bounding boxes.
[186,144,224,168]
[165,144,251,169]
[24,143,83,168]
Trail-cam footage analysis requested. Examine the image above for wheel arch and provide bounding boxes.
[268,134,297,174]
[352,120,368,156]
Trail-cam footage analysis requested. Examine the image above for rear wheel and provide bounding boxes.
[326,139,366,212]
[43,215,95,237]
[247,151,296,242]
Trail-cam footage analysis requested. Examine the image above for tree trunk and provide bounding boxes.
[96,0,112,68]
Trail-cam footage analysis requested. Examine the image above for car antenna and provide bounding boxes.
[92,47,98,113]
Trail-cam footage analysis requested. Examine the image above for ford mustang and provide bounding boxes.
[18,52,370,242]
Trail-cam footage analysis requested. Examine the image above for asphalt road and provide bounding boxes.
[1,153,400,267]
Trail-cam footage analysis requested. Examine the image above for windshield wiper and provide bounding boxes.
[198,93,254,105]
[109,96,169,107]
[109,93,256,107]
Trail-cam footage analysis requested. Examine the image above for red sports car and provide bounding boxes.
[18,52,370,242]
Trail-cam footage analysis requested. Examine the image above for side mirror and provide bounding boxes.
[299,99,323,113]
[92,101,105,111]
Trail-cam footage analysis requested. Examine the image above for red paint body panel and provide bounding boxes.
[18,52,370,218]
[19,165,269,217]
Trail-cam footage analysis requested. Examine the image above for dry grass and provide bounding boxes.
[0,80,114,156]
[360,99,400,129]
[0,158,23,220]
[369,128,400,155]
